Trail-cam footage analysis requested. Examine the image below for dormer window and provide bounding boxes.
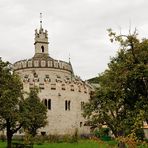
[41,46,44,53]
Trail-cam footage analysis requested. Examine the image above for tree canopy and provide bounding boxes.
[83,30,148,139]
[21,87,47,137]
[0,59,23,148]
[0,58,47,147]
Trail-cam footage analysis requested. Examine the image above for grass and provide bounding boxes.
[0,141,6,148]
[34,141,99,148]
[0,140,148,148]
[0,140,111,148]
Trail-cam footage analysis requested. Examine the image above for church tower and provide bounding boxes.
[34,13,49,58]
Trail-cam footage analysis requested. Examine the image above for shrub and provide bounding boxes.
[100,128,110,136]
[93,128,111,141]
[135,128,145,141]
[93,130,100,138]
[0,134,6,142]
[47,135,61,143]
[33,135,48,145]
[80,134,93,139]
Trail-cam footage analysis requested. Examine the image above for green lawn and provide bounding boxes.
[0,141,6,148]
[0,140,147,148]
[34,141,99,148]
[0,140,112,148]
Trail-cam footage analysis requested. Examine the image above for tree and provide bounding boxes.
[0,58,23,148]
[0,58,47,147]
[83,29,148,138]
[21,87,47,137]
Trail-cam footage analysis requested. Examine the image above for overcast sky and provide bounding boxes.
[0,0,148,80]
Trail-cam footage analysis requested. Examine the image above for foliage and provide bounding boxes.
[39,134,78,144]
[47,135,62,143]
[93,130,100,138]
[83,29,148,139]
[0,58,47,147]
[0,133,6,142]
[29,132,79,144]
[100,128,110,137]
[21,87,47,137]
[87,77,99,84]
[93,128,110,138]
[116,134,148,148]
[135,128,145,141]
[0,58,23,148]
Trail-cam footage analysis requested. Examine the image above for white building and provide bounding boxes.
[13,22,92,135]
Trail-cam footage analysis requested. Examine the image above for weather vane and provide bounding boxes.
[69,53,71,63]
[40,13,42,29]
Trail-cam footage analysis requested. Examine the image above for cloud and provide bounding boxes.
[0,0,148,79]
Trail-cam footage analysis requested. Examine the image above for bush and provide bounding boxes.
[93,130,100,138]
[45,133,79,143]
[101,135,111,141]
[0,134,6,142]
[80,134,93,139]
[33,135,48,145]
[47,135,62,143]
[93,128,111,141]
[100,128,110,136]
[135,128,145,140]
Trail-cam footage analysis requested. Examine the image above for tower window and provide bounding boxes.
[48,99,51,110]
[68,101,71,110]
[44,99,51,110]
[44,99,47,107]
[41,46,44,53]
[65,100,67,110]
[65,100,71,111]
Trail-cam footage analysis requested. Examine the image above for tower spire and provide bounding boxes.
[40,13,43,29]
[34,13,49,58]
[69,53,71,63]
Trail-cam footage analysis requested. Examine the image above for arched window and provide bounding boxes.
[48,99,51,110]
[68,101,71,110]
[65,100,71,111]
[44,99,51,110]
[44,99,47,107]
[65,100,67,110]
[41,46,44,53]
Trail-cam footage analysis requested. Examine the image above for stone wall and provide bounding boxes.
[15,67,91,135]
[13,59,73,73]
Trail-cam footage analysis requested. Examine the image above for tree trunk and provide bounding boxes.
[6,119,13,148]
[7,134,12,148]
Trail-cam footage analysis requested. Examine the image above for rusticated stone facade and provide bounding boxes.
[13,24,92,135]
